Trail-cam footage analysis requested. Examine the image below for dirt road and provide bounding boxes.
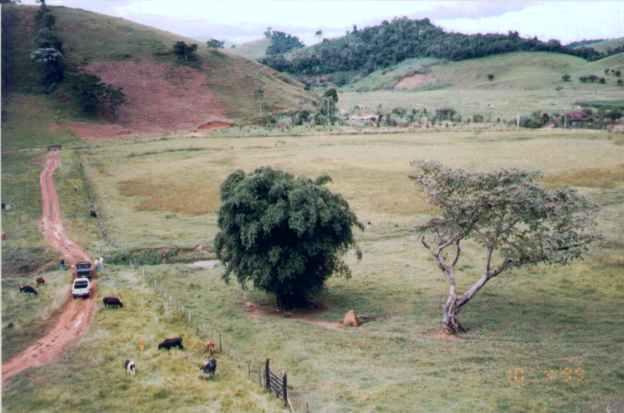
[2,150,96,382]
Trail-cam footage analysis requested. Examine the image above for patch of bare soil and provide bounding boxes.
[63,60,231,139]
[394,72,435,90]
[2,150,96,383]
[244,302,344,331]
[427,328,462,342]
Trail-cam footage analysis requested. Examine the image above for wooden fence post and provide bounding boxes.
[282,372,288,407]
[264,359,271,392]
[219,333,223,353]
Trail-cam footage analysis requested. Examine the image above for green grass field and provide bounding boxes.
[23,128,617,412]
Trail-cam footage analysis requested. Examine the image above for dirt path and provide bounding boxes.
[2,150,96,382]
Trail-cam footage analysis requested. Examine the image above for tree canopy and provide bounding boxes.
[411,161,597,334]
[214,167,363,308]
[266,31,304,56]
[261,17,603,77]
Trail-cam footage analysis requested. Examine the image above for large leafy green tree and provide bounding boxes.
[411,161,597,334]
[215,167,363,308]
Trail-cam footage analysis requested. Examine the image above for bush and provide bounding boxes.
[173,41,198,62]
[70,72,126,119]
[214,168,363,308]
[487,73,495,81]
[561,74,571,82]
[519,111,549,128]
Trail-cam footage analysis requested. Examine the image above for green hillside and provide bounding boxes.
[340,52,624,119]
[228,38,270,60]
[2,5,316,128]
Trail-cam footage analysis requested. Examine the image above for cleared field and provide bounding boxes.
[2,267,283,413]
[69,128,624,411]
[81,128,624,249]
[4,125,624,411]
[340,52,624,119]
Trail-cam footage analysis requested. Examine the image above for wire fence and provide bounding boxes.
[139,265,310,412]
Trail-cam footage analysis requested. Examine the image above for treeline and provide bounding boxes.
[260,17,605,76]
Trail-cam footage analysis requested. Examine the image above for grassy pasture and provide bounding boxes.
[1,270,71,362]
[68,128,624,412]
[2,267,283,412]
[2,127,624,411]
[340,52,624,119]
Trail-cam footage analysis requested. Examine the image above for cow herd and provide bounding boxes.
[17,257,219,380]
[120,336,217,379]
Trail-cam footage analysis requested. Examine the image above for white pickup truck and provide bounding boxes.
[72,277,92,298]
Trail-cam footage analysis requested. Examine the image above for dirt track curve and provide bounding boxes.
[2,150,96,382]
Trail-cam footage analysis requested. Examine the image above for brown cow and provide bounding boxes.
[205,340,216,355]
[36,277,46,286]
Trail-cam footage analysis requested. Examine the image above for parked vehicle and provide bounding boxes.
[74,261,94,279]
[72,277,92,298]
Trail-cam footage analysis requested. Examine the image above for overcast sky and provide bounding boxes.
[23,1,624,45]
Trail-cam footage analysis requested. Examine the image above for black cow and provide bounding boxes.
[19,285,38,296]
[200,358,217,379]
[158,336,184,350]
[103,296,124,308]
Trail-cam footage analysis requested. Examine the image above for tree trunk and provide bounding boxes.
[441,285,465,334]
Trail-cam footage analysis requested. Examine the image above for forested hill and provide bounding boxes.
[261,17,606,76]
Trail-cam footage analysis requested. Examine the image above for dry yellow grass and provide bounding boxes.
[80,128,624,252]
[544,164,624,188]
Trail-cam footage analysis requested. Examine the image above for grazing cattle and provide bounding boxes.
[89,209,97,218]
[19,285,38,296]
[158,336,184,351]
[200,358,217,379]
[103,296,123,308]
[205,340,216,355]
[124,359,136,376]
[36,277,46,286]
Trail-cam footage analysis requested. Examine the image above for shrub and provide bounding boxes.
[173,41,198,62]
[487,73,495,81]
[214,168,363,308]
[70,72,126,119]
[561,74,571,82]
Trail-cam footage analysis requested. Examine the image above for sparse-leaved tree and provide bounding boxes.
[411,161,597,334]
[215,167,363,309]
